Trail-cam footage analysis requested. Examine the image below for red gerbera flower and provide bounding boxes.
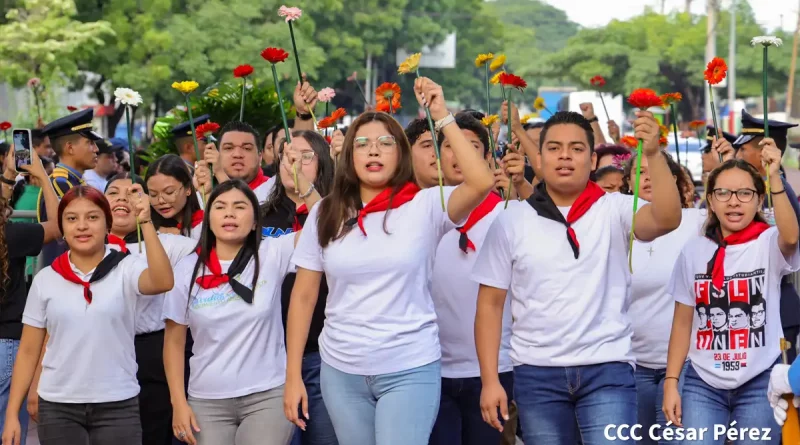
[317,108,347,129]
[375,100,402,114]
[590,75,606,88]
[704,57,727,85]
[689,120,706,131]
[0,122,11,131]
[233,64,254,78]
[261,47,290,64]
[325,136,332,144]
[195,122,220,139]
[620,135,638,149]
[66,105,77,112]
[499,73,527,91]
[627,88,663,109]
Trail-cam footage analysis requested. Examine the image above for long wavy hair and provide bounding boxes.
[316,112,416,247]
[188,180,261,298]
[620,150,692,208]
[146,154,202,237]
[0,197,11,291]
[704,159,767,234]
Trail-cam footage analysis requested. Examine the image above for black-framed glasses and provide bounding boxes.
[354,135,396,152]
[281,151,316,165]
[711,188,757,203]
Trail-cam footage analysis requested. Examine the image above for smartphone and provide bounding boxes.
[12,129,31,170]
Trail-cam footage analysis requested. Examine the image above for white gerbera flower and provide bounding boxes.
[751,36,783,47]
[114,87,143,106]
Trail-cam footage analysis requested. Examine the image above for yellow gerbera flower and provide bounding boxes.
[481,115,499,127]
[475,53,495,68]
[490,71,505,85]
[398,53,422,75]
[520,113,536,124]
[489,54,506,72]
[533,97,546,111]
[172,81,199,95]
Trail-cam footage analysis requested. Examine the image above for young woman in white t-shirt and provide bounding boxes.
[163,180,298,445]
[284,78,494,445]
[146,154,204,240]
[104,173,197,445]
[1,185,174,445]
[620,150,707,445]
[663,142,799,445]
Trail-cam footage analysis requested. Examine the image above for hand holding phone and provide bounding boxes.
[12,129,31,171]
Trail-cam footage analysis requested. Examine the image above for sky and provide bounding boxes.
[543,0,797,32]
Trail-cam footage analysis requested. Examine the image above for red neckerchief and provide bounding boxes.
[51,250,129,304]
[456,192,502,253]
[293,203,308,232]
[526,181,606,259]
[177,210,204,230]
[346,182,421,236]
[107,234,129,253]
[195,246,255,303]
[706,221,770,289]
[248,169,269,190]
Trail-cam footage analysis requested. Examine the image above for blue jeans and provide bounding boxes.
[429,372,514,445]
[515,361,637,445]
[0,339,27,445]
[290,352,338,445]
[320,360,441,445]
[679,361,779,445]
[634,363,688,445]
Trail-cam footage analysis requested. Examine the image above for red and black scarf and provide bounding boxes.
[457,192,502,253]
[195,246,256,303]
[248,169,269,190]
[177,210,204,230]
[705,221,770,289]
[51,250,129,304]
[345,182,421,236]
[106,231,140,253]
[293,203,308,232]
[526,181,605,259]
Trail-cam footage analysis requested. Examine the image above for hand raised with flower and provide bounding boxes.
[293,74,318,114]
[413,77,447,121]
[633,111,661,156]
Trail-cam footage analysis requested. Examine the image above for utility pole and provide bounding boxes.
[686,0,693,13]
[786,1,800,116]
[365,51,372,105]
[705,0,717,123]
[728,0,737,133]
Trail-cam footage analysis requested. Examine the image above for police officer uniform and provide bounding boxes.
[734,110,800,361]
[701,126,737,153]
[171,114,210,170]
[37,108,102,266]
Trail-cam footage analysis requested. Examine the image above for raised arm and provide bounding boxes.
[16,148,61,242]
[292,75,318,132]
[761,138,800,257]
[129,184,174,295]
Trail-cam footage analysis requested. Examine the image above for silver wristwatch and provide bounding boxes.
[434,114,456,133]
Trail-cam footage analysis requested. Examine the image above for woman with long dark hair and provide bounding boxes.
[104,173,196,445]
[261,130,333,445]
[284,78,494,444]
[164,180,300,445]
[663,141,799,445]
[1,185,174,445]
[146,155,204,240]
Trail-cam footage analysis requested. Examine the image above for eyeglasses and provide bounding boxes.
[354,136,397,153]
[280,151,316,165]
[149,186,185,203]
[711,188,757,203]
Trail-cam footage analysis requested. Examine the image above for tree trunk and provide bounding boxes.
[106,105,125,138]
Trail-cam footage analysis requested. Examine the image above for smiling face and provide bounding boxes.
[411,131,438,188]
[441,129,484,186]
[208,188,256,244]
[280,136,319,192]
[708,167,763,236]
[147,173,191,219]
[352,121,400,189]
[540,123,595,196]
[220,131,260,183]
[105,178,136,234]
[61,197,108,256]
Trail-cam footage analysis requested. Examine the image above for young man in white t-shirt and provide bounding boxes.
[472,110,682,444]
[426,113,513,445]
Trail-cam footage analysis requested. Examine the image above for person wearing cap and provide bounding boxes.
[700,127,737,183]
[37,108,101,267]
[731,110,800,363]
[171,114,210,169]
[83,139,121,191]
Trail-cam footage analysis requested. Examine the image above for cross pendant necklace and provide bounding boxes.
[647,245,655,256]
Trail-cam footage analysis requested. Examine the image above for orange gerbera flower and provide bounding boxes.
[704,57,727,85]
[627,88,663,109]
[317,108,347,128]
[620,135,638,149]
[659,125,669,138]
[375,82,401,102]
[376,96,401,114]
[689,120,706,131]
[659,92,682,107]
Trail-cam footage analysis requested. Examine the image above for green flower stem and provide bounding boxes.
[485,64,491,114]
[184,94,206,207]
[271,64,292,144]
[239,77,247,122]
[487,123,503,199]
[288,21,303,81]
[416,69,445,211]
[763,46,772,210]
[505,90,513,209]
[628,138,644,272]
[125,106,142,250]
[708,84,722,163]
[598,92,610,122]
[325,102,329,119]
[670,103,681,166]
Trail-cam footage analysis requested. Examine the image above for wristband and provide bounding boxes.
[664,376,679,383]
[772,188,786,195]
[299,183,316,199]
[587,117,599,123]
[296,112,313,121]
[434,114,456,133]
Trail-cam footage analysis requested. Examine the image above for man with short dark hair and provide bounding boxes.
[31,129,53,159]
[406,118,439,188]
[474,110,682,444]
[83,139,121,191]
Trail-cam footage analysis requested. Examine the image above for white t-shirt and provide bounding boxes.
[196,177,274,209]
[432,200,513,378]
[83,169,108,192]
[630,208,706,369]
[162,234,295,399]
[292,186,461,375]
[472,193,639,368]
[109,233,197,334]
[667,226,799,389]
[23,249,148,403]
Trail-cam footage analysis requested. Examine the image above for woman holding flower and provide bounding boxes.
[283,78,494,445]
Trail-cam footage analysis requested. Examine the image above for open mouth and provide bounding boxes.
[555,166,574,176]
[74,234,92,242]
[112,205,131,217]
[366,161,384,172]
[725,211,744,223]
